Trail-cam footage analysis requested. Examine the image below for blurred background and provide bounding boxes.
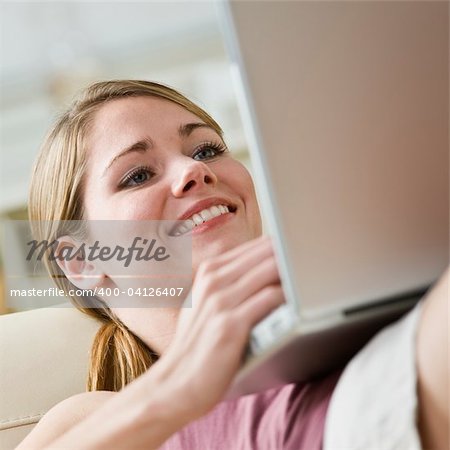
[0,1,251,314]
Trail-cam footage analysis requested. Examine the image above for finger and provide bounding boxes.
[193,253,280,316]
[182,257,280,343]
[217,234,270,264]
[195,236,274,292]
[201,235,271,274]
[214,237,275,284]
[224,256,281,309]
[233,284,285,327]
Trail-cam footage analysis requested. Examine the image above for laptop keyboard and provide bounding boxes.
[249,304,297,355]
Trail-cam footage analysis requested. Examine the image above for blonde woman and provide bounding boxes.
[18,80,448,449]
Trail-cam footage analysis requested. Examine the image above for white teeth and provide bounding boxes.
[200,209,213,221]
[173,204,233,236]
[192,214,203,225]
[210,206,221,217]
[185,219,195,231]
[178,224,189,234]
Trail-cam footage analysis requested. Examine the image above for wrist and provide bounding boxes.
[138,359,198,430]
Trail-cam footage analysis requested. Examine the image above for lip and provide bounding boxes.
[189,210,234,236]
[168,197,237,236]
[176,197,237,222]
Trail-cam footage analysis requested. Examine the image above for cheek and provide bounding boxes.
[118,197,159,221]
[220,158,252,186]
[230,161,258,202]
[84,182,164,221]
[220,159,262,233]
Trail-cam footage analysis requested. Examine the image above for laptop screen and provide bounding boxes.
[221,0,449,320]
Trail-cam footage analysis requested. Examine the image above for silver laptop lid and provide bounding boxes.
[220,0,449,320]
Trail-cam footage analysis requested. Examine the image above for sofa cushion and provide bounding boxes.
[0,306,99,449]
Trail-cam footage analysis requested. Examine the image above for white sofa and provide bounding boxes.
[0,306,100,449]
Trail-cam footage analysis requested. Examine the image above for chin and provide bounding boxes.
[192,232,256,270]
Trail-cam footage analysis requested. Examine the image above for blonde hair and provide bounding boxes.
[29,80,223,391]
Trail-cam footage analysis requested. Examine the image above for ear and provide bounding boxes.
[54,236,106,290]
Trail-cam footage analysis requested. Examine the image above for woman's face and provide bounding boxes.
[83,95,262,272]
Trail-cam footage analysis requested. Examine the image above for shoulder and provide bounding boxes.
[16,391,116,449]
[40,390,116,424]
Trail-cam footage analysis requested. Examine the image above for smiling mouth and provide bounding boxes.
[171,204,236,236]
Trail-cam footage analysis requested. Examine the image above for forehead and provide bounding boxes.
[83,96,211,179]
[89,96,202,142]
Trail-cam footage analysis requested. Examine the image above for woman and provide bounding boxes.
[19,80,448,449]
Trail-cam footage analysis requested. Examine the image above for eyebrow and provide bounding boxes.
[102,122,216,177]
[103,139,152,177]
[178,122,215,137]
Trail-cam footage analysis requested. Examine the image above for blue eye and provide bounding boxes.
[120,166,153,188]
[193,142,227,161]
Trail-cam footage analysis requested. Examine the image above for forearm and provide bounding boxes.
[417,267,449,450]
[31,238,281,449]
[46,364,192,450]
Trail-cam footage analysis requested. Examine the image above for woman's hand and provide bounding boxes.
[25,236,284,450]
[152,235,285,423]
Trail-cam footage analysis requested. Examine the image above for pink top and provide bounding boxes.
[160,370,341,450]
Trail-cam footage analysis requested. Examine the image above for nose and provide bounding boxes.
[171,159,218,197]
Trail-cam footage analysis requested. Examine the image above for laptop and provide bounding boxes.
[218,0,449,396]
